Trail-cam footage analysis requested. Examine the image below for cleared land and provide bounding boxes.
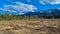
[0,19,60,34]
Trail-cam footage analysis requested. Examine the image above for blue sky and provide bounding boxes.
[0,0,60,15]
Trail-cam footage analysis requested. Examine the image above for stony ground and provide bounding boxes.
[0,19,60,34]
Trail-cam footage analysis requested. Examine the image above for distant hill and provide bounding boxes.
[0,9,60,19]
[22,9,60,18]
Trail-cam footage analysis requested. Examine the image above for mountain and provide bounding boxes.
[22,9,60,18]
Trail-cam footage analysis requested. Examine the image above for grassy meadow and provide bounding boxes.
[0,14,60,34]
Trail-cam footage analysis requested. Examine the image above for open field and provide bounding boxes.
[0,19,60,34]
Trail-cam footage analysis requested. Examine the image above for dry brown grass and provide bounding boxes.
[0,19,60,34]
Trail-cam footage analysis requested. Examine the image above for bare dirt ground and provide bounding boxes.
[0,19,60,34]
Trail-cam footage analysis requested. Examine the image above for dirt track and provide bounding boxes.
[0,19,60,34]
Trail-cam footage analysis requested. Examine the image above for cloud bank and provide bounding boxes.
[39,0,60,4]
[0,1,37,14]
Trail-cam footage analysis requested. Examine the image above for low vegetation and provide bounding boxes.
[0,19,60,34]
[0,14,60,20]
[0,14,41,20]
[0,13,60,34]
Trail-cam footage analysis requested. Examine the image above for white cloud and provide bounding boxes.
[0,6,17,13]
[39,0,60,4]
[18,12,25,15]
[0,2,37,14]
[39,1,45,4]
